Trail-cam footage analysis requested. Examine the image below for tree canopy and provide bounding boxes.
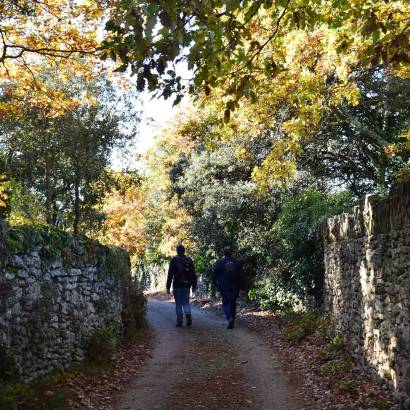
[0,0,409,310]
[105,0,410,102]
[100,1,410,185]
[1,74,139,233]
[0,0,107,115]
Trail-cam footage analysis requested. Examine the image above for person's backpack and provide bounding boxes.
[223,260,238,283]
[174,256,193,284]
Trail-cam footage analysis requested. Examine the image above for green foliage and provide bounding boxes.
[6,224,76,262]
[320,359,351,378]
[248,278,300,311]
[4,225,131,286]
[138,250,167,268]
[0,75,139,234]
[5,238,23,254]
[283,310,330,344]
[85,326,118,364]
[0,380,71,410]
[122,281,147,339]
[96,245,131,282]
[175,143,282,288]
[274,188,353,302]
[7,179,45,226]
[0,346,19,383]
[376,398,393,410]
[0,173,11,219]
[329,331,345,352]
[334,378,360,393]
[192,253,208,274]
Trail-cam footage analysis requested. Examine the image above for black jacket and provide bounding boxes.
[213,256,244,292]
[166,255,197,290]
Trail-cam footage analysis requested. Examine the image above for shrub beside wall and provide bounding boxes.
[322,182,410,401]
[0,221,134,381]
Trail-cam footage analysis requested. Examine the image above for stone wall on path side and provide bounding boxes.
[0,221,131,381]
[322,181,410,401]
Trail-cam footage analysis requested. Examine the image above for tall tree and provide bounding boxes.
[98,171,148,262]
[0,75,139,233]
[300,69,410,195]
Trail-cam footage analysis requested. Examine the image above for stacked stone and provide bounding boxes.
[322,181,410,401]
[0,223,130,381]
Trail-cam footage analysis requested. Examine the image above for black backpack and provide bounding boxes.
[174,256,193,284]
[223,260,238,282]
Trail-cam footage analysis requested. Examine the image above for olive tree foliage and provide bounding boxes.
[0,76,140,233]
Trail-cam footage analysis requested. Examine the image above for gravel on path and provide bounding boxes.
[116,298,302,410]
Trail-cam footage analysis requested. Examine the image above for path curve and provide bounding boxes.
[116,298,299,410]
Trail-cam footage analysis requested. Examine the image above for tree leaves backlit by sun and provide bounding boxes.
[102,0,409,185]
[104,0,410,102]
[0,0,107,116]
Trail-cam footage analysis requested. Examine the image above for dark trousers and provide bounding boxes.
[221,290,238,320]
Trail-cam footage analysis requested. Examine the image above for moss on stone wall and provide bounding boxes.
[0,220,137,382]
[2,224,130,281]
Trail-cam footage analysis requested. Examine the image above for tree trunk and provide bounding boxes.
[73,171,81,235]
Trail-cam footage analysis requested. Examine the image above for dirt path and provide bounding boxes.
[116,298,301,410]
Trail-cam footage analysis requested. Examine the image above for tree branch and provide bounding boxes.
[333,105,390,148]
[230,0,290,76]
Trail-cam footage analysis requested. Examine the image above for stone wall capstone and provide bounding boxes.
[0,222,131,381]
[322,181,410,401]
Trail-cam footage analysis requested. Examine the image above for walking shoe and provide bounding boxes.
[227,319,235,329]
[186,314,192,327]
[176,322,183,327]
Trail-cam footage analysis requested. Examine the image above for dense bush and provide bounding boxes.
[122,281,147,339]
[248,276,300,311]
[246,188,352,310]
[85,326,118,364]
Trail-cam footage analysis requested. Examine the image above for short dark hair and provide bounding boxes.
[223,246,232,257]
[176,244,185,255]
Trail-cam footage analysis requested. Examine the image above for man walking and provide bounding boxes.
[213,247,244,329]
[166,244,197,327]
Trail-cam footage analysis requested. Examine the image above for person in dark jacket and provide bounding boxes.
[166,244,197,327]
[213,246,244,329]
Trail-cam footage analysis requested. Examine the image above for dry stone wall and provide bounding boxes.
[0,221,131,381]
[322,182,410,400]
[135,263,167,292]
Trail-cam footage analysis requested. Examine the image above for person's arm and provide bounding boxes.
[190,258,197,291]
[166,258,175,293]
[212,260,220,288]
[238,261,246,291]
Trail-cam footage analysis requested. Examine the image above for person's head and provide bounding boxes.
[176,244,185,255]
[223,246,233,257]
